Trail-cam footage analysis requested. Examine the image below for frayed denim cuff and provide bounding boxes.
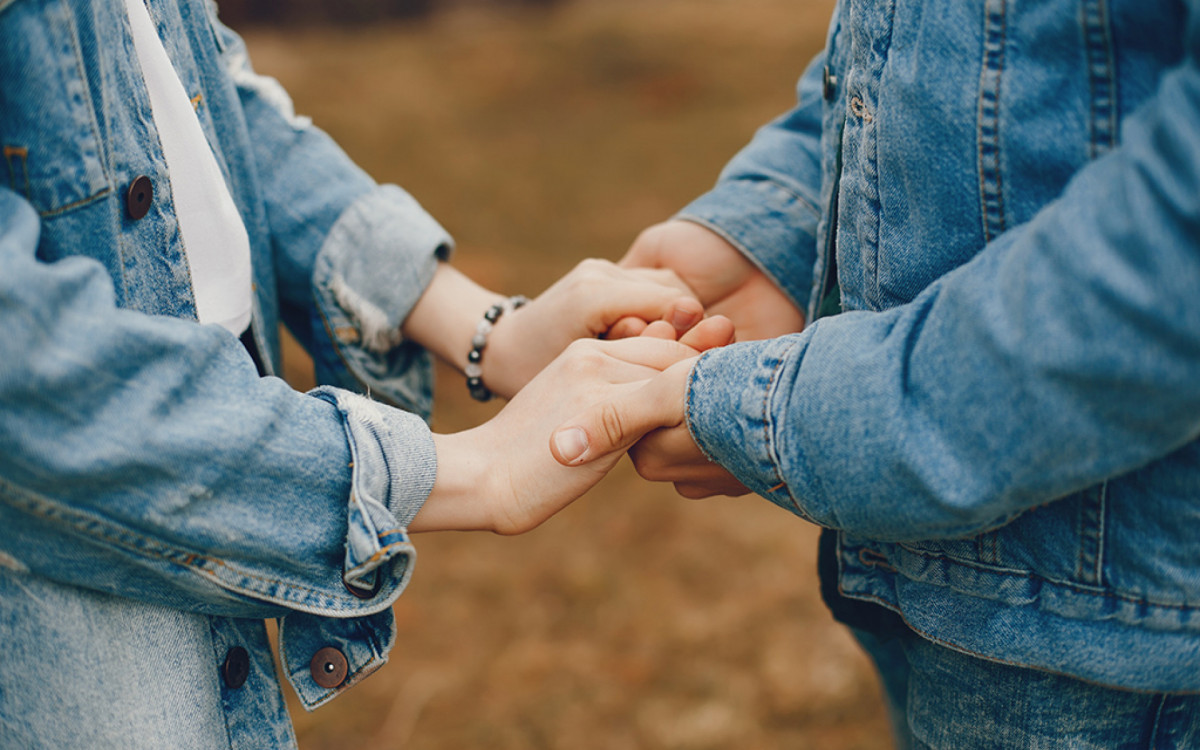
[310,386,435,595]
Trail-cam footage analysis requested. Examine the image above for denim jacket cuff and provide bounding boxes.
[677,178,820,313]
[310,185,453,417]
[278,609,397,710]
[685,335,822,524]
[310,386,434,589]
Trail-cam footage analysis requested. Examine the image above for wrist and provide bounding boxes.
[410,431,503,533]
[466,295,529,402]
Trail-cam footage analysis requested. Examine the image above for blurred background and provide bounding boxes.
[240,0,894,747]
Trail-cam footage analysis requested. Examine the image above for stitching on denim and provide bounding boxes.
[0,475,412,614]
[975,529,1002,566]
[1082,0,1118,158]
[761,352,809,518]
[35,186,113,217]
[859,547,898,572]
[891,543,1200,613]
[976,0,1008,243]
[63,3,112,189]
[1074,482,1106,586]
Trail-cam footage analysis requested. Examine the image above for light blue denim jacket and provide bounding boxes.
[0,0,451,746]
[682,0,1200,692]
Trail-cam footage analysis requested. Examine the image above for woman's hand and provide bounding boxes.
[401,260,703,401]
[482,259,703,399]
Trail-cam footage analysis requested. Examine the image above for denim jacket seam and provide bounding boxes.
[188,545,412,614]
[65,5,113,190]
[889,543,1199,613]
[761,346,826,523]
[1082,0,1119,158]
[0,475,405,616]
[31,186,114,218]
[833,592,1182,695]
[761,353,801,514]
[977,0,1009,243]
[205,619,239,749]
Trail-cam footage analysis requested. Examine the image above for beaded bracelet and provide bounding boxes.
[465,295,529,402]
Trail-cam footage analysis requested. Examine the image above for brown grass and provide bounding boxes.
[244,0,894,747]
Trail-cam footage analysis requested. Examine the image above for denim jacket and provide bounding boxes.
[682,0,1200,692]
[0,0,451,745]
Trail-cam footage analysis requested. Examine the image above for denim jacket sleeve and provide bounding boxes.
[0,187,438,618]
[675,53,827,314]
[207,8,452,414]
[686,28,1200,542]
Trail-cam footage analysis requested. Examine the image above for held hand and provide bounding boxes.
[484,259,704,399]
[610,220,805,342]
[411,335,709,535]
[551,317,750,498]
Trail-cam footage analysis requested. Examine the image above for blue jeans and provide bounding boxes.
[853,628,1200,750]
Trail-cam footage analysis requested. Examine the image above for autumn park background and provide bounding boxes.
[238,0,894,746]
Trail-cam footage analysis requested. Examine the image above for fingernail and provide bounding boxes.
[554,427,590,465]
[671,307,700,331]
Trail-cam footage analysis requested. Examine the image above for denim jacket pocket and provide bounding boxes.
[898,483,1109,593]
[0,0,111,216]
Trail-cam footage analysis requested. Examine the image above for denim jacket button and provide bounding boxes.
[126,175,153,220]
[822,65,838,101]
[221,646,250,690]
[343,569,383,599]
[310,646,348,689]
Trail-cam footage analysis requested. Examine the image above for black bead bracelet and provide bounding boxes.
[465,295,529,402]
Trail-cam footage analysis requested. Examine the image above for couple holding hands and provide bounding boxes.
[4,0,1200,747]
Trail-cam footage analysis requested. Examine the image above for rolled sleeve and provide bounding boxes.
[309,185,454,417]
[685,336,822,524]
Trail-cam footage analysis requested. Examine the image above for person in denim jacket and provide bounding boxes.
[0,0,738,746]
[554,0,1200,747]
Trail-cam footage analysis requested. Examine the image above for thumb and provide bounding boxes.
[551,360,693,466]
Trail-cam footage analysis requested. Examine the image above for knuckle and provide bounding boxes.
[596,402,628,449]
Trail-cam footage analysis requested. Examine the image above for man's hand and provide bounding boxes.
[609,220,805,342]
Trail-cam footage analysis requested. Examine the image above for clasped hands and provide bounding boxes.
[409,220,804,535]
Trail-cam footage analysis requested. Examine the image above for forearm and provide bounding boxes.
[400,262,504,374]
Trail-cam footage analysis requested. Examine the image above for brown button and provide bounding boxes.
[343,570,382,600]
[126,175,153,220]
[310,646,348,689]
[221,646,250,690]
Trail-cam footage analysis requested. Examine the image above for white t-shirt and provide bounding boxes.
[124,0,253,335]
